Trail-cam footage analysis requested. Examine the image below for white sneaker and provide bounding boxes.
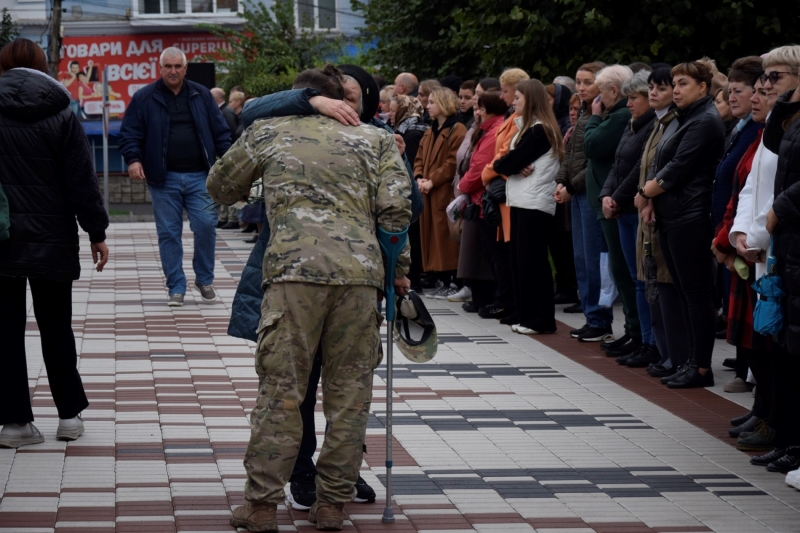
[786,469,800,490]
[56,416,85,441]
[447,286,472,302]
[437,283,459,300]
[0,423,45,448]
[425,281,445,299]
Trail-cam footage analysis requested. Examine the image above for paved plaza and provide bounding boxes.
[3,222,800,533]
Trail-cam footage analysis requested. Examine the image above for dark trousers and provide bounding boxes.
[408,220,423,289]
[477,217,514,310]
[741,347,774,422]
[0,276,88,425]
[510,207,556,332]
[549,202,577,296]
[772,347,800,448]
[600,217,641,340]
[659,218,717,368]
[292,348,323,480]
[655,282,690,369]
[470,280,496,310]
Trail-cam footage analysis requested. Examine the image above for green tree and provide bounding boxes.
[200,0,342,96]
[353,0,800,81]
[0,8,19,50]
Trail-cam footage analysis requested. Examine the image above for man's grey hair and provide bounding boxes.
[160,47,187,66]
[341,75,364,115]
[621,70,650,98]
[553,75,576,94]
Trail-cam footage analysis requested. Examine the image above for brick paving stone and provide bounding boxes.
[1,223,800,532]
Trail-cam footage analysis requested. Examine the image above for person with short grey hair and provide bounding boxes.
[554,75,576,94]
[119,46,232,307]
[598,68,658,368]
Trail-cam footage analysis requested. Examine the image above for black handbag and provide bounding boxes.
[644,226,659,304]
[486,176,506,204]
[481,191,501,227]
[462,202,479,222]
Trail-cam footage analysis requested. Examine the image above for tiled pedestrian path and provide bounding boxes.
[2,222,800,533]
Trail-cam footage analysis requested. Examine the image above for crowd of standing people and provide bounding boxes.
[1,33,800,533]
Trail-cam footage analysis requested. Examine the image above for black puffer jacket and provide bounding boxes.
[600,108,655,214]
[0,68,108,281]
[763,90,800,354]
[650,95,724,231]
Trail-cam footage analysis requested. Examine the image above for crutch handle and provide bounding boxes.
[377,227,408,322]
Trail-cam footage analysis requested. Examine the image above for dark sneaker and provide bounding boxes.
[667,366,714,389]
[570,324,589,338]
[660,364,688,384]
[737,421,777,451]
[729,416,762,438]
[605,338,642,357]
[478,305,511,320]
[578,326,614,343]
[730,411,753,427]
[425,280,446,299]
[194,282,217,302]
[462,302,478,313]
[220,221,240,230]
[563,303,583,313]
[167,293,184,307]
[288,474,316,511]
[768,451,800,473]
[646,364,673,378]
[600,333,630,351]
[626,346,661,368]
[616,347,642,365]
[354,476,376,503]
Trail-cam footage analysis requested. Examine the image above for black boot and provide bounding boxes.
[751,447,786,466]
[661,364,689,384]
[666,365,714,389]
[626,346,661,368]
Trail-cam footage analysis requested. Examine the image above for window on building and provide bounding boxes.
[296,0,337,30]
[137,0,237,15]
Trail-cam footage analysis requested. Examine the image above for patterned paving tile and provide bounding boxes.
[1,223,799,533]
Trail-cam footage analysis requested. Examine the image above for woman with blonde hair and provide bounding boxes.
[414,86,467,298]
[492,79,563,334]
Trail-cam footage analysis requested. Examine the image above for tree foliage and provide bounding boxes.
[199,0,342,95]
[0,8,18,50]
[352,0,800,81]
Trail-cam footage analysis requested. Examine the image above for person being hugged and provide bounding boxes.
[492,79,564,334]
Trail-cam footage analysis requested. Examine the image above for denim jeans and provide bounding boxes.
[571,193,613,328]
[617,212,653,345]
[148,171,217,295]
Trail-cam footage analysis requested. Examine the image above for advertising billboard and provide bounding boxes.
[58,33,230,120]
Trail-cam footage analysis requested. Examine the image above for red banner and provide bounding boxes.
[58,33,230,120]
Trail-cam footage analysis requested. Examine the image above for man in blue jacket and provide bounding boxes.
[119,47,231,307]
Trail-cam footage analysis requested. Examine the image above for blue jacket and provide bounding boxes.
[241,88,423,222]
[119,78,232,187]
[228,223,271,342]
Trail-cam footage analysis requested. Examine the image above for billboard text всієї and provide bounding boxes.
[58,33,230,120]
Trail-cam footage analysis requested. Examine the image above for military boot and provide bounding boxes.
[309,501,345,531]
[230,501,278,532]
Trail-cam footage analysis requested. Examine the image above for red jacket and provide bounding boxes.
[458,115,504,216]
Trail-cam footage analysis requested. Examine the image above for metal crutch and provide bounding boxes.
[377,226,408,524]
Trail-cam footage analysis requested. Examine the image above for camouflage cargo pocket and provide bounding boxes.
[371,307,385,370]
[254,310,284,374]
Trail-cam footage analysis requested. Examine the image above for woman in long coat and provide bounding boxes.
[414,87,467,298]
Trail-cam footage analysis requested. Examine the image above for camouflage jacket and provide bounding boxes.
[207,115,411,289]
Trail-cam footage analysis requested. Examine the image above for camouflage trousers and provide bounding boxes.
[243,282,384,504]
[219,204,239,223]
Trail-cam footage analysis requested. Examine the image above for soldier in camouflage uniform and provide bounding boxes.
[207,70,411,531]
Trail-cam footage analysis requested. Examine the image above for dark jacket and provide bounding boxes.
[0,68,108,281]
[219,101,240,141]
[553,83,572,135]
[228,223,271,342]
[396,116,429,166]
[763,90,800,354]
[118,78,232,187]
[650,95,725,231]
[237,88,423,223]
[555,103,590,195]
[712,117,761,232]
[584,98,631,218]
[600,108,656,214]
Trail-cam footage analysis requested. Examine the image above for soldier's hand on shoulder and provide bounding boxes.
[309,96,360,126]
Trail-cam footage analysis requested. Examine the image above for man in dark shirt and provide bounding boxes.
[119,47,231,307]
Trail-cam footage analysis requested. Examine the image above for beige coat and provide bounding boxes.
[636,110,677,283]
[414,118,467,272]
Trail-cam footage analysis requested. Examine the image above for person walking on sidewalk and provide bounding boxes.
[207,65,411,533]
[119,47,231,307]
[0,39,109,448]
[211,87,241,230]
